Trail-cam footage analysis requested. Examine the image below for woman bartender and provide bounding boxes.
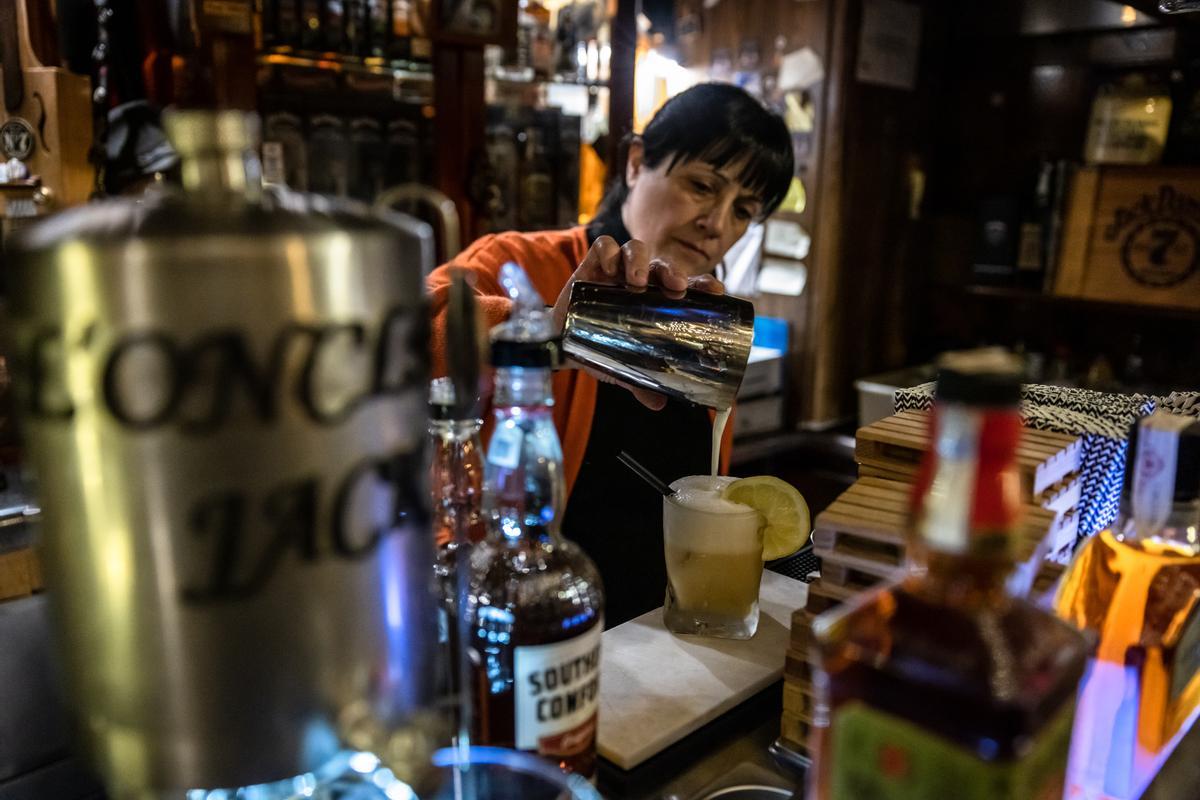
[428,82,794,625]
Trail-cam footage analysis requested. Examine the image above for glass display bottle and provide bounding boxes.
[1054,412,1200,800]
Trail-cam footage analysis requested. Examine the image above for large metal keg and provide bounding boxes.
[5,111,438,794]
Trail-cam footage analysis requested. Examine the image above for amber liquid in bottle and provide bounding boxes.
[811,353,1090,800]
[1055,528,1200,797]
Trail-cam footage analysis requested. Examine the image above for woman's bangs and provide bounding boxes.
[670,135,792,214]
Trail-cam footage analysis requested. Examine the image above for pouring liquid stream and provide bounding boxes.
[711,407,731,477]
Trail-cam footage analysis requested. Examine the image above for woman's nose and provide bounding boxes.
[696,202,731,237]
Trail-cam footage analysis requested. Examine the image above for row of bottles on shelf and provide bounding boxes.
[482,105,582,232]
[490,0,611,84]
[257,101,586,231]
[261,106,435,201]
[261,0,429,62]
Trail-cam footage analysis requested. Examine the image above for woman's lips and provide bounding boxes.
[674,238,710,261]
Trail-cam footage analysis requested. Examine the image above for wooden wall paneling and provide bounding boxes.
[433,43,485,238]
[802,0,849,427]
[607,0,637,172]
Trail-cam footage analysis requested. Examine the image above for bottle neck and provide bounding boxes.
[180,145,264,201]
[430,417,483,442]
[908,401,1022,600]
[493,366,554,409]
[166,110,264,204]
[485,366,563,546]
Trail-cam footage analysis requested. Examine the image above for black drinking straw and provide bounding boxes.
[617,450,676,497]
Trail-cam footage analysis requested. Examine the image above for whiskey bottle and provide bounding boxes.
[1054,412,1200,799]
[810,349,1090,799]
[467,263,605,777]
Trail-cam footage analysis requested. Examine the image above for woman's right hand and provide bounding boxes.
[551,236,694,410]
[551,236,689,334]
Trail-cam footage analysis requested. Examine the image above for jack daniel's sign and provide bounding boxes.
[1058,167,1200,310]
[1103,184,1200,289]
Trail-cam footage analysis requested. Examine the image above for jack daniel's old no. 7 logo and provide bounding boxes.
[1103,185,1200,289]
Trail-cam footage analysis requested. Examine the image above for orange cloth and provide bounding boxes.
[426,227,735,496]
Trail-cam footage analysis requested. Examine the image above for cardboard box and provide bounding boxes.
[733,395,784,439]
[1055,167,1200,310]
[738,346,786,399]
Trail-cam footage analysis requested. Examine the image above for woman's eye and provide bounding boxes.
[735,206,754,221]
[689,179,712,194]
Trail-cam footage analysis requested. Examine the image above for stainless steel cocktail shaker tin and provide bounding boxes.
[562,281,755,410]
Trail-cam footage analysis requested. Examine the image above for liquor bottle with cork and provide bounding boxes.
[1054,412,1200,800]
[809,349,1090,800]
[467,262,605,777]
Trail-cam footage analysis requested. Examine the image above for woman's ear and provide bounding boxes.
[625,137,645,188]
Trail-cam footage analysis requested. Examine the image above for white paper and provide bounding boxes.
[778,47,825,92]
[756,259,807,297]
[856,0,922,91]
[763,218,811,261]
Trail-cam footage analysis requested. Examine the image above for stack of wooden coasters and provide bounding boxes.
[778,411,1081,759]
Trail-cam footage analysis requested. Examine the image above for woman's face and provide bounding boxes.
[620,140,764,277]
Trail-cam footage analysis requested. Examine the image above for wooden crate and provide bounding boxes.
[1054,166,1200,311]
[855,411,1081,500]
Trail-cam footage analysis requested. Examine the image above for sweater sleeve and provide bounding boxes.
[427,234,516,379]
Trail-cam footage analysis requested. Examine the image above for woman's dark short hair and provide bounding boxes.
[596,83,794,223]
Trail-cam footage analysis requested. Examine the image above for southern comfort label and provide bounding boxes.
[513,623,603,757]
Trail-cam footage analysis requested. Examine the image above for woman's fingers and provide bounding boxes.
[648,259,689,294]
[688,273,726,295]
[577,235,623,281]
[620,240,652,287]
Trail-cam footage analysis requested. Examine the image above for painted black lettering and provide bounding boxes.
[178,330,295,432]
[181,492,249,602]
[25,327,74,420]
[262,477,321,562]
[529,671,542,695]
[299,323,370,424]
[372,307,424,395]
[102,332,184,429]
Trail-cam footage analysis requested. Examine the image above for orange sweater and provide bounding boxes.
[427,227,734,495]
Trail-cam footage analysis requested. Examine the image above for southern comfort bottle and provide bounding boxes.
[467,263,605,777]
[810,349,1090,799]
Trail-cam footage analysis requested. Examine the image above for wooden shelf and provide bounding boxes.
[934,283,1200,323]
[257,52,433,82]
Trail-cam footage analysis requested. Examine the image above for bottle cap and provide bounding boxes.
[488,261,561,369]
[935,348,1023,406]
[429,377,458,420]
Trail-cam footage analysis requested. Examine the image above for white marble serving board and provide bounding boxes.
[596,570,809,770]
